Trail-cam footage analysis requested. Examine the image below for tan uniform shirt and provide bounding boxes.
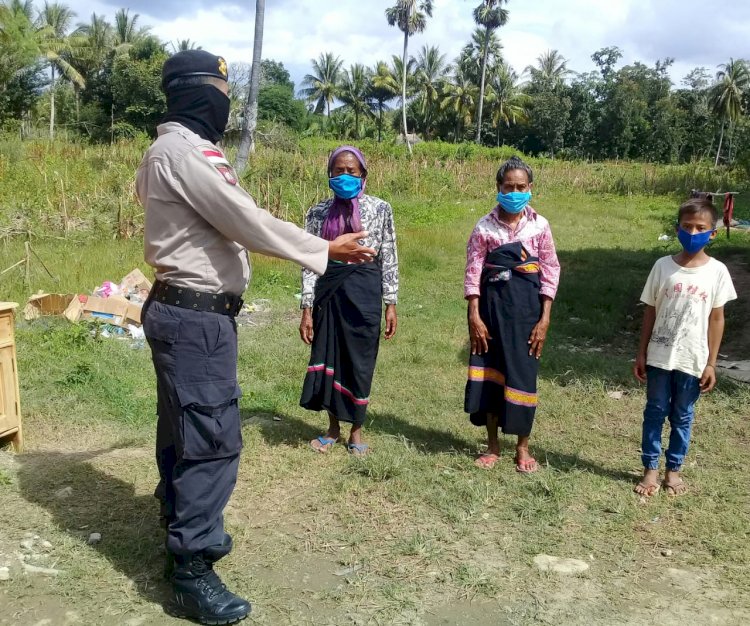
[136,122,329,296]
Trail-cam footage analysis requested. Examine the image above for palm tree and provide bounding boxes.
[339,63,374,139]
[459,27,502,86]
[36,2,84,138]
[414,44,448,139]
[709,58,750,166]
[368,60,398,142]
[112,8,148,52]
[385,0,433,153]
[300,52,343,117]
[171,38,200,52]
[526,49,571,89]
[0,1,39,86]
[473,0,508,144]
[487,62,528,146]
[440,65,477,142]
[73,12,112,69]
[3,0,33,19]
[236,0,265,172]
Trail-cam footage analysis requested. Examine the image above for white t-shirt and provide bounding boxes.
[640,256,737,378]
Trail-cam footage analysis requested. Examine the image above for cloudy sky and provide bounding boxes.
[63,0,748,89]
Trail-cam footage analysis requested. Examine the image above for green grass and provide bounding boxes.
[0,151,749,624]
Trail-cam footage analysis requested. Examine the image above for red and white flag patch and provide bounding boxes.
[202,149,238,185]
[216,165,237,185]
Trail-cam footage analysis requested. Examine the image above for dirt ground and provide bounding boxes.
[2,415,750,625]
[0,253,747,626]
[722,255,750,360]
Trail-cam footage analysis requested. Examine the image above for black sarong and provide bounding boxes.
[300,261,382,425]
[464,242,541,436]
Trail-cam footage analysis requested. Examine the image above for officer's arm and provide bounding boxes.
[175,147,329,275]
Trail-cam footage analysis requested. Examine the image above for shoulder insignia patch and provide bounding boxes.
[202,149,237,185]
[216,165,237,185]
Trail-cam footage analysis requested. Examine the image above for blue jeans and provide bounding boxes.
[641,366,701,471]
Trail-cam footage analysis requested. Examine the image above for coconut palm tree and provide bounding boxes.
[368,60,398,142]
[385,0,433,153]
[3,0,33,19]
[440,65,477,142]
[340,63,374,139]
[113,8,148,52]
[36,1,84,138]
[473,0,508,144]
[459,27,502,87]
[709,58,750,166]
[0,0,39,86]
[73,12,112,69]
[300,51,343,117]
[414,44,448,139]
[526,49,571,89]
[171,38,200,52]
[487,62,528,146]
[36,2,86,139]
[236,0,265,172]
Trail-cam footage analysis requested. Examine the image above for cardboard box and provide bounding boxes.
[23,293,76,321]
[119,268,152,294]
[63,295,141,328]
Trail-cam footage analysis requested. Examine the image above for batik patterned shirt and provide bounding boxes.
[301,194,399,308]
[465,206,560,299]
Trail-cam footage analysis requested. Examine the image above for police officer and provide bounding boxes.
[136,50,375,624]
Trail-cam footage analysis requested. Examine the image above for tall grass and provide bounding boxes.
[0,135,747,242]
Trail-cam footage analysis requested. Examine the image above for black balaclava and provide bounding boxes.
[162,84,230,145]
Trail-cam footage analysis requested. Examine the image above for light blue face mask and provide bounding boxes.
[329,174,362,199]
[497,191,531,214]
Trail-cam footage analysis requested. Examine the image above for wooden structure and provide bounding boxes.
[690,190,739,239]
[0,303,22,451]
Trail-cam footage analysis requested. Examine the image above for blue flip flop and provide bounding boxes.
[347,443,369,456]
[311,435,337,453]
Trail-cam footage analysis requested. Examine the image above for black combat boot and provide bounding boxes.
[168,554,251,625]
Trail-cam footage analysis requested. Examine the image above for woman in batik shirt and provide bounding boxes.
[299,145,399,456]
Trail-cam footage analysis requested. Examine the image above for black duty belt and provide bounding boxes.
[152,281,244,317]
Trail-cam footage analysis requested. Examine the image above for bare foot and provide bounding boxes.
[514,445,538,473]
[634,468,660,496]
[663,470,688,496]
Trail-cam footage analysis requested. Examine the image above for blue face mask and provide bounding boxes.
[497,191,531,214]
[329,174,362,199]
[677,227,714,254]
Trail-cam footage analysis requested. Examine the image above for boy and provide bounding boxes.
[634,197,736,496]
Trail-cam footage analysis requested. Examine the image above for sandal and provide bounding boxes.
[347,443,369,457]
[474,453,500,469]
[662,479,687,496]
[310,435,337,453]
[634,481,660,497]
[514,455,538,474]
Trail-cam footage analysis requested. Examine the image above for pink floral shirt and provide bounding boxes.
[464,206,560,299]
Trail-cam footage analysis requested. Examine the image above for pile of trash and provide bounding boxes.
[23,269,152,346]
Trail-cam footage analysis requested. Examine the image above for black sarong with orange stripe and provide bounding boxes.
[464,242,541,436]
[300,261,381,425]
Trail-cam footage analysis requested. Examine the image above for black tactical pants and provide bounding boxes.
[143,299,242,559]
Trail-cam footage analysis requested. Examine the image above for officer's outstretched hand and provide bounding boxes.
[329,231,376,264]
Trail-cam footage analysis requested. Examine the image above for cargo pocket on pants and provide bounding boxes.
[175,380,243,461]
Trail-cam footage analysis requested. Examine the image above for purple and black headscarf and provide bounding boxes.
[321,145,367,241]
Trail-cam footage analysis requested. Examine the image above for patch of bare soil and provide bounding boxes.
[721,256,750,360]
